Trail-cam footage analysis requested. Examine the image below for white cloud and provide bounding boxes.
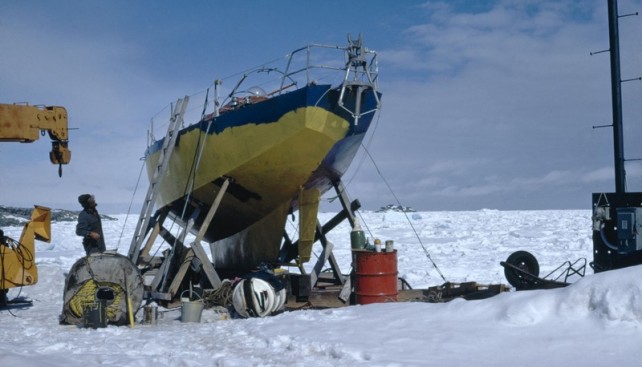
[4,1,642,212]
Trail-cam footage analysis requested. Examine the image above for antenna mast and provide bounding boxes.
[608,0,626,194]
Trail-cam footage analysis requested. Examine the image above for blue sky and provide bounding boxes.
[2,0,642,213]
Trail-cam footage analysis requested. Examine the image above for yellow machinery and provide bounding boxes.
[1,206,51,304]
[0,103,71,176]
[0,102,70,304]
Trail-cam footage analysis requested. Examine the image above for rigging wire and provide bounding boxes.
[343,108,382,188]
[147,54,289,133]
[359,144,448,283]
[324,95,381,205]
[115,158,147,252]
[157,118,215,287]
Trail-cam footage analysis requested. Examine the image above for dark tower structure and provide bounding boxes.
[591,0,642,271]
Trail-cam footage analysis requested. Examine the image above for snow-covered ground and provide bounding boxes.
[3,209,642,366]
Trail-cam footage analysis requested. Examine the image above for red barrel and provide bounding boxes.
[354,250,398,304]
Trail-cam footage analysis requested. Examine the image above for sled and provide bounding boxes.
[500,250,586,291]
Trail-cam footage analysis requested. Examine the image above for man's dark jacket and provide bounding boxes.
[76,208,106,255]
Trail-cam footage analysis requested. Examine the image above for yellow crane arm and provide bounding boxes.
[0,103,72,174]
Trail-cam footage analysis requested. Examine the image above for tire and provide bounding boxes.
[504,250,540,289]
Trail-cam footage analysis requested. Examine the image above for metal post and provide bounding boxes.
[608,0,626,194]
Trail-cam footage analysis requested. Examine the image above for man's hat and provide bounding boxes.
[78,194,92,208]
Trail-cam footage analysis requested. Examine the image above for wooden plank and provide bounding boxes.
[150,252,172,292]
[180,208,200,245]
[286,283,508,308]
[139,222,161,260]
[139,208,169,260]
[166,248,195,297]
[191,240,221,288]
[157,233,186,292]
[307,289,349,309]
[316,221,344,285]
[310,239,333,287]
[139,255,163,267]
[396,289,430,302]
[333,180,357,227]
[338,277,351,303]
[188,178,229,289]
[196,178,229,243]
[150,291,172,301]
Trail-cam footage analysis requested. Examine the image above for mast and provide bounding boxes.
[608,0,626,194]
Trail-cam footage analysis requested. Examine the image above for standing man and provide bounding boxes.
[76,194,106,256]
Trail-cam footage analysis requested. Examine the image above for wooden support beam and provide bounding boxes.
[150,250,172,293]
[167,248,196,297]
[333,180,358,227]
[180,208,200,244]
[147,179,229,303]
[158,233,186,293]
[316,221,345,285]
[150,291,172,301]
[132,208,168,264]
[339,276,351,303]
[191,241,221,288]
[152,209,200,297]
[320,199,361,234]
[190,178,229,289]
[310,237,334,287]
[147,223,183,293]
[197,178,229,243]
[332,180,360,303]
[140,222,161,261]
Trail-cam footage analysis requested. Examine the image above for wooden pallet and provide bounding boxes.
[284,280,509,310]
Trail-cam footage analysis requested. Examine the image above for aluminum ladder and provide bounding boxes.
[128,96,189,263]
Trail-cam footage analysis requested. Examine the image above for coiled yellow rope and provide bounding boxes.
[68,280,124,320]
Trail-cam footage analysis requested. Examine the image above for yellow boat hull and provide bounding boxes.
[145,84,379,270]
